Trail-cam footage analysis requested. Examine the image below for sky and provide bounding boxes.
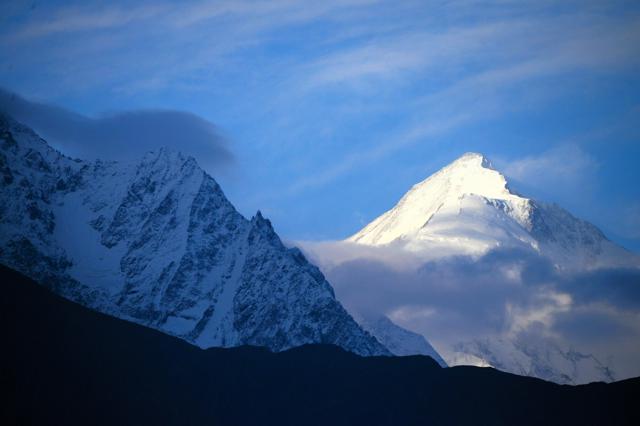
[1,0,640,381]
[0,0,639,251]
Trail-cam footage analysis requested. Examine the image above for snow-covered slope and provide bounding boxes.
[449,337,615,385]
[348,152,638,269]
[359,315,447,367]
[0,113,388,356]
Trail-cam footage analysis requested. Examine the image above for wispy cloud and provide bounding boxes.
[2,0,382,43]
[282,112,472,196]
[1,0,638,247]
[302,13,640,89]
[5,3,168,42]
[0,0,390,98]
[503,144,598,185]
[302,20,531,88]
[271,11,640,196]
[171,0,381,29]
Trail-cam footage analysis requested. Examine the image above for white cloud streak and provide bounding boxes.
[1,1,638,203]
[503,145,598,185]
[273,11,640,196]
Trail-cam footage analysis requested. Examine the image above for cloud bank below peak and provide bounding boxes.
[0,88,233,173]
[300,240,640,380]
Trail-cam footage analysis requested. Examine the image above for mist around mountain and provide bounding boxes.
[3,264,639,426]
[301,152,640,384]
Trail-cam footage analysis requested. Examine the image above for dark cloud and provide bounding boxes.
[327,248,538,340]
[553,309,635,342]
[0,88,233,172]
[560,268,640,310]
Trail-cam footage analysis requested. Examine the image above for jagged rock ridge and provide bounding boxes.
[0,113,388,356]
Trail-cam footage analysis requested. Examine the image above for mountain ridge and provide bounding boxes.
[0,112,388,356]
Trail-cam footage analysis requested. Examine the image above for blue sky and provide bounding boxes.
[1,0,639,249]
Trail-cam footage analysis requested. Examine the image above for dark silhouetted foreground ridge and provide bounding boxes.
[1,265,638,425]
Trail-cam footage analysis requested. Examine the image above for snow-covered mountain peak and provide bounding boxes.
[451,151,493,169]
[346,152,638,269]
[0,114,390,357]
[347,152,532,247]
[411,152,515,204]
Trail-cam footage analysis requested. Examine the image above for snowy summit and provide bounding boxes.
[348,152,638,269]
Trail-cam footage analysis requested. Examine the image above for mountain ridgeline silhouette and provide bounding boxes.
[2,265,639,426]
